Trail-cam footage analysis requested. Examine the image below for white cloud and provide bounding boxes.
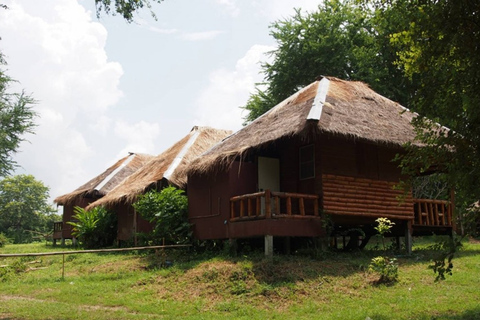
[253,0,320,20]
[149,26,178,35]
[193,44,274,131]
[113,120,160,157]
[181,30,226,41]
[0,0,124,201]
[214,0,240,17]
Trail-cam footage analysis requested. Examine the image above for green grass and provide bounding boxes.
[1,238,479,319]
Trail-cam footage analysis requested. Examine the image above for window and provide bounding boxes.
[299,144,315,180]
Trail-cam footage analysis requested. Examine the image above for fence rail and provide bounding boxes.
[0,244,191,258]
[0,244,191,278]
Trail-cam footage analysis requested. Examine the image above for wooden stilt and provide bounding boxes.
[265,235,273,257]
[405,221,413,255]
[284,237,291,255]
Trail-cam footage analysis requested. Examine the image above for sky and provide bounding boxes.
[0,0,321,204]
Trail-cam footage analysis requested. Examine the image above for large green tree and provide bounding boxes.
[0,174,58,243]
[243,0,414,122]
[371,0,480,212]
[0,52,36,177]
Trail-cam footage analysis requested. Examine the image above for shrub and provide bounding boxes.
[0,232,9,247]
[133,186,190,245]
[68,206,117,249]
[368,256,398,283]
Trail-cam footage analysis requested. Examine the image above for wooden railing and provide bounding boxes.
[230,190,319,221]
[413,198,453,227]
[53,221,63,239]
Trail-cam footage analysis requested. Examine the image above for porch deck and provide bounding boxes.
[230,190,454,230]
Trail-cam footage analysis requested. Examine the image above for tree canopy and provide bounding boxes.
[373,0,480,207]
[0,52,36,177]
[94,0,164,22]
[0,174,58,243]
[243,0,415,123]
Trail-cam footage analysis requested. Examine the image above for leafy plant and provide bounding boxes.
[368,256,398,283]
[428,233,463,281]
[374,217,395,252]
[67,206,117,249]
[369,217,398,284]
[133,186,190,245]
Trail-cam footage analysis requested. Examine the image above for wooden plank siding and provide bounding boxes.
[322,174,414,220]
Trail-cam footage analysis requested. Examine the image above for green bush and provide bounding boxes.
[0,232,9,247]
[68,206,117,249]
[133,186,190,245]
[368,256,398,283]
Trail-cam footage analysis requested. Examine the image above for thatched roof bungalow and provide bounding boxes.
[87,126,232,242]
[187,77,454,254]
[53,152,153,243]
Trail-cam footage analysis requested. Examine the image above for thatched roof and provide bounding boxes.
[54,152,154,205]
[86,126,232,209]
[188,76,418,175]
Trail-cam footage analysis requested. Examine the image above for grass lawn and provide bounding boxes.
[1,237,479,320]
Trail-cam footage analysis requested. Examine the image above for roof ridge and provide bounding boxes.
[94,153,136,192]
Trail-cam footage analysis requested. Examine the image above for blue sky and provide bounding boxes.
[0,0,320,203]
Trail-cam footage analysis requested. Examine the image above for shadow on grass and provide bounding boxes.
[367,307,480,320]
[132,236,480,289]
[441,307,480,320]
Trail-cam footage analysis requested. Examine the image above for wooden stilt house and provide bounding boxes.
[186,77,454,254]
[87,126,232,244]
[53,152,153,245]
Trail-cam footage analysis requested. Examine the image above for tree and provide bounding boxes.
[94,0,164,22]
[0,174,58,243]
[0,52,36,177]
[371,0,480,218]
[243,0,415,123]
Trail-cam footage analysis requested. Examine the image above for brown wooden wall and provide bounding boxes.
[189,161,257,240]
[61,197,94,239]
[115,203,153,241]
[319,135,414,222]
[322,174,414,221]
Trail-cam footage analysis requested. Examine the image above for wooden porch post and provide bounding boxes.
[265,190,271,219]
[450,188,458,235]
[405,220,413,255]
[265,235,273,257]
